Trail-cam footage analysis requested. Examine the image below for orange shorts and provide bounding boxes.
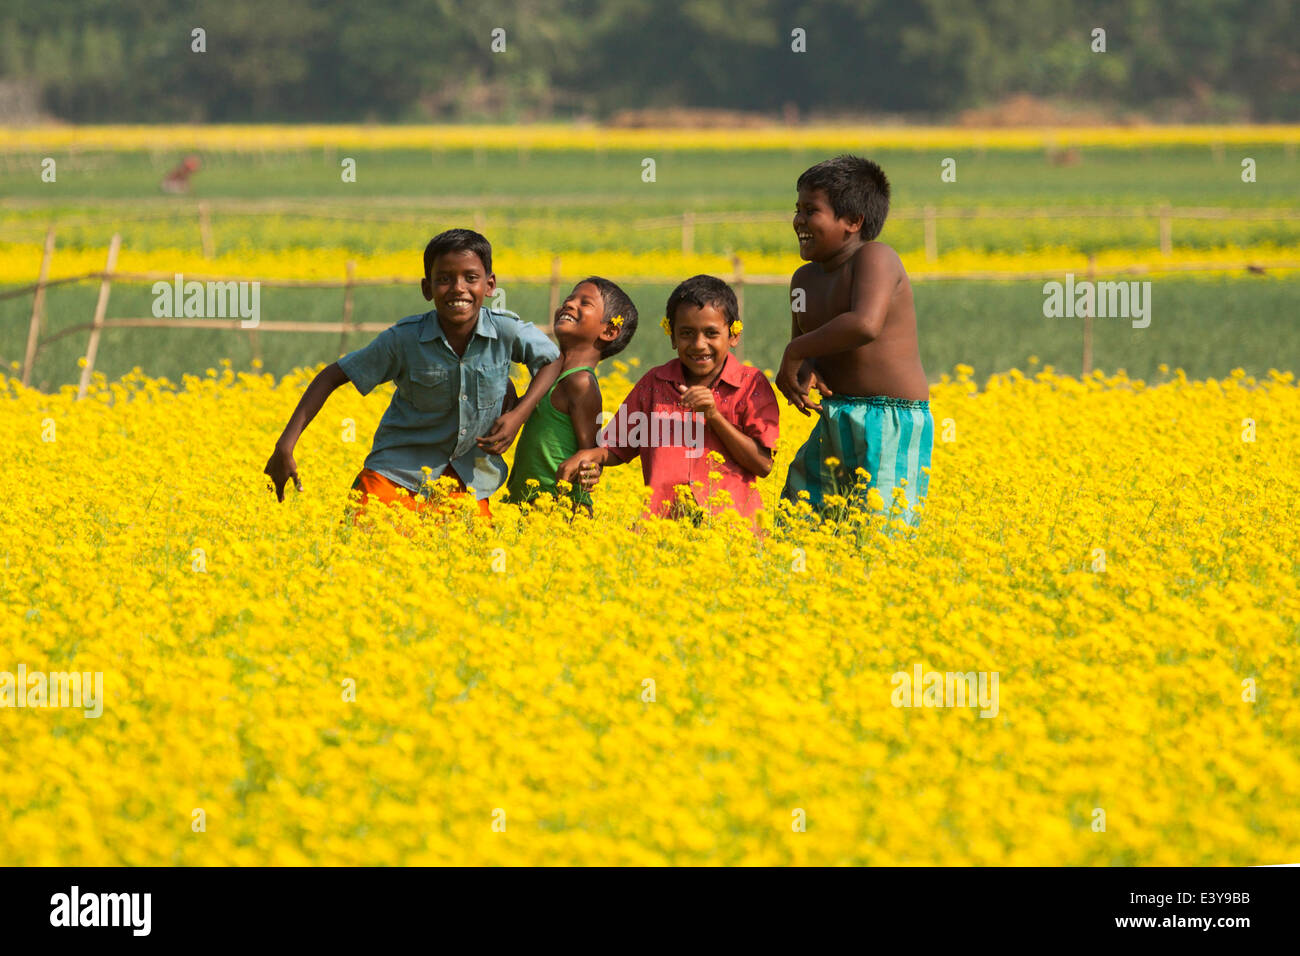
[348,467,491,518]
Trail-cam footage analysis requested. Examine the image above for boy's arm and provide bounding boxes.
[476,357,562,454]
[776,244,894,409]
[565,372,603,450]
[557,376,643,488]
[676,384,774,477]
[784,279,836,416]
[556,373,607,489]
[264,361,350,501]
[477,318,563,455]
[556,445,619,489]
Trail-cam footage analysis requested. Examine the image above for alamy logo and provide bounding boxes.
[0,664,103,718]
[50,886,151,936]
[891,664,999,718]
[152,273,260,328]
[599,405,706,459]
[1042,274,1151,328]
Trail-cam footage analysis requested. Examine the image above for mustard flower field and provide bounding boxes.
[2,361,1297,865]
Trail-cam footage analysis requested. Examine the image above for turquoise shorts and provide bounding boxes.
[782,395,933,518]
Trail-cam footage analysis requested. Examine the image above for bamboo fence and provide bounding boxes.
[5,230,1298,396]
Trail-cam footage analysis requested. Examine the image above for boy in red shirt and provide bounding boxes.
[558,275,779,519]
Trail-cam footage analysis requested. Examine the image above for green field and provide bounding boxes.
[2,144,1297,387]
[4,146,1298,204]
[5,276,1297,391]
[3,146,1299,255]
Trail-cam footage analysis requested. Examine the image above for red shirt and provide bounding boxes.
[600,355,780,517]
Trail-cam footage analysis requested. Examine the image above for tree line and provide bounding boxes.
[3,0,1296,122]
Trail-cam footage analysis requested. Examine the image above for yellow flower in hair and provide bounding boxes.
[730,320,743,335]
[660,316,672,337]
[608,314,624,329]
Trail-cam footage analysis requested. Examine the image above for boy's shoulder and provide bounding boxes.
[481,304,528,330]
[737,359,775,385]
[857,240,906,277]
[725,357,777,397]
[790,259,818,285]
[555,366,600,399]
[385,311,431,340]
[479,305,553,346]
[791,240,905,281]
[638,358,686,388]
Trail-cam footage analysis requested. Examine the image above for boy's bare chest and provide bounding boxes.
[794,268,854,332]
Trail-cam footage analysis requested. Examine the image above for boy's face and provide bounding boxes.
[793,186,863,261]
[422,250,494,329]
[553,281,617,351]
[671,302,736,384]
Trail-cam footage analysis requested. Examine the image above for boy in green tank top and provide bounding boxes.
[503,277,639,508]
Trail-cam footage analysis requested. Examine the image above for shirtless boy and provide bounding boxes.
[775,155,933,517]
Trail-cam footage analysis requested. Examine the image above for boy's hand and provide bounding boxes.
[477,409,525,455]
[264,445,302,501]
[775,348,807,413]
[776,349,832,415]
[557,450,603,490]
[805,368,833,412]
[675,383,718,421]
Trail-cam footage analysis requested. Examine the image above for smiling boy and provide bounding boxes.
[559,275,779,520]
[503,276,638,508]
[777,155,933,518]
[263,228,561,516]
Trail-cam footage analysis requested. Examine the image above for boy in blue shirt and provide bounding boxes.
[263,229,561,517]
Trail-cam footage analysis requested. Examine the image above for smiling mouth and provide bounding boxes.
[554,311,578,324]
[446,297,474,309]
[797,231,814,245]
[688,354,713,363]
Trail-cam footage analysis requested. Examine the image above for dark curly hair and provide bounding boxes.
[797,155,891,240]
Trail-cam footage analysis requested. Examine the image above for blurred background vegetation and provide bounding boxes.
[2,0,1297,123]
[3,1,1297,388]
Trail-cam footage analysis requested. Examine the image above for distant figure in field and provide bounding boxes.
[161,155,201,193]
[1048,147,1081,167]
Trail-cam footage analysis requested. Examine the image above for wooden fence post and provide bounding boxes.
[248,324,263,366]
[732,254,745,363]
[21,227,55,387]
[924,205,938,262]
[682,211,695,256]
[198,201,214,258]
[338,259,356,356]
[1159,204,1172,256]
[1081,253,1095,378]
[546,256,562,332]
[77,234,121,400]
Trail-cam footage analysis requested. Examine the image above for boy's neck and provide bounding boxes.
[437,310,478,356]
[561,343,603,370]
[819,235,867,272]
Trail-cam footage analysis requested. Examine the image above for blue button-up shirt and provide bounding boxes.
[338,307,560,498]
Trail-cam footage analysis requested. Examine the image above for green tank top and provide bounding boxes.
[506,366,595,505]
